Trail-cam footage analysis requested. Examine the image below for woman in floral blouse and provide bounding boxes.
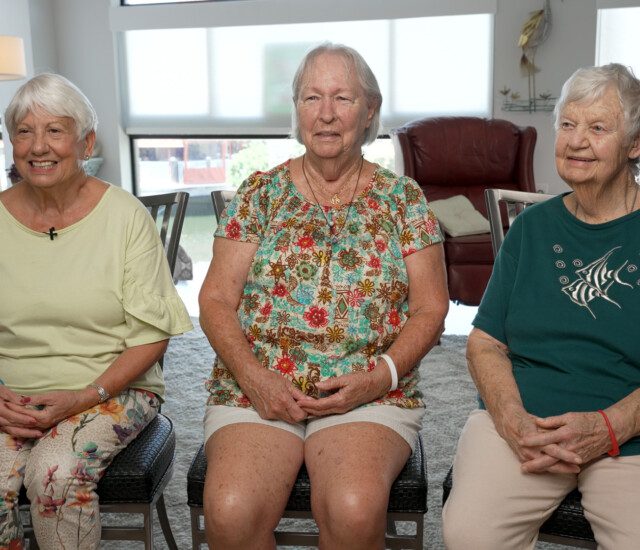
[199,43,448,549]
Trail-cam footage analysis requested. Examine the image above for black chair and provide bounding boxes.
[187,433,428,550]
[22,191,189,550]
[210,188,236,224]
[441,188,596,549]
[140,191,190,275]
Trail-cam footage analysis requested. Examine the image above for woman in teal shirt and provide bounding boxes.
[444,64,640,550]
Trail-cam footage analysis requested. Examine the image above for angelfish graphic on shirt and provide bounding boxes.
[553,245,635,318]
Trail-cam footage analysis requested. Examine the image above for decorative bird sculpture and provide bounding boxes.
[518,0,552,75]
[518,0,553,109]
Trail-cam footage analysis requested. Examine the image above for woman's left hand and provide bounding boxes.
[294,369,389,416]
[23,390,89,430]
[519,411,611,472]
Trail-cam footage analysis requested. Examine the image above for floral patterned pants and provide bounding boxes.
[0,389,159,550]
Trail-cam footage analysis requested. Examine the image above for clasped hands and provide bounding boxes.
[0,385,84,439]
[499,409,613,474]
[240,366,391,425]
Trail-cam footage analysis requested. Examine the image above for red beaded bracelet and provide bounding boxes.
[597,409,620,457]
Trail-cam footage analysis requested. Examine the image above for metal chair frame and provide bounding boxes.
[22,191,189,550]
[210,189,236,224]
[139,191,190,275]
[484,188,555,257]
[189,508,423,550]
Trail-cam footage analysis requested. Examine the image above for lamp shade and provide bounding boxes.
[0,35,27,81]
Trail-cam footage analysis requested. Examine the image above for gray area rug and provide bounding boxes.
[103,320,570,549]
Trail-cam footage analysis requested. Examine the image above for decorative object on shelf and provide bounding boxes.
[84,157,103,176]
[500,0,560,113]
[83,139,103,176]
[502,91,557,112]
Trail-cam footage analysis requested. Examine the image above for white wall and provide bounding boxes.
[1,0,637,194]
[494,0,597,193]
[51,0,131,191]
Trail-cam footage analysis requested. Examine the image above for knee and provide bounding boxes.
[314,487,387,540]
[204,487,274,544]
[443,512,497,549]
[443,496,520,550]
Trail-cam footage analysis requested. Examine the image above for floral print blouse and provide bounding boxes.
[206,160,443,409]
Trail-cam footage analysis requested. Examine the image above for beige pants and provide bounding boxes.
[442,409,640,550]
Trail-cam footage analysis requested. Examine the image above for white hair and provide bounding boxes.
[4,73,98,140]
[554,63,640,176]
[291,42,382,145]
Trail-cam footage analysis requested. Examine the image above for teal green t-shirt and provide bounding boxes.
[474,193,640,456]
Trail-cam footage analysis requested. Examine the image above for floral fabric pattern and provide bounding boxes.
[0,389,158,549]
[206,161,442,410]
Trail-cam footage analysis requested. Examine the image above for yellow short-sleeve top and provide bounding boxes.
[0,185,193,400]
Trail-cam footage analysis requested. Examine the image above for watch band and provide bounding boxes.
[87,382,110,403]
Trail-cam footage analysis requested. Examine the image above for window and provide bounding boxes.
[597,6,640,73]
[122,1,217,5]
[121,15,493,135]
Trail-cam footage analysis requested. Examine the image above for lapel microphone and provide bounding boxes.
[48,227,57,240]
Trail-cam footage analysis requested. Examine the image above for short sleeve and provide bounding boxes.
[214,171,270,243]
[392,176,443,258]
[123,206,193,347]
[472,214,523,345]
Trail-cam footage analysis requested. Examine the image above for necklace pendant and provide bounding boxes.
[330,194,341,206]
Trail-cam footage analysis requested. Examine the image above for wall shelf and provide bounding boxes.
[501,98,556,113]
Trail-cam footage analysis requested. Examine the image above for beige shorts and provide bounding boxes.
[204,404,425,449]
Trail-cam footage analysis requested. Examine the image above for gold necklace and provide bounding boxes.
[301,154,364,243]
[574,182,639,220]
[303,160,361,206]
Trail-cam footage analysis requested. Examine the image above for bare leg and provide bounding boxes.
[305,423,411,550]
[204,424,304,550]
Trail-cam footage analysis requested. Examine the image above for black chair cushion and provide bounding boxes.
[98,413,175,503]
[188,433,427,514]
[442,466,595,543]
[19,413,174,506]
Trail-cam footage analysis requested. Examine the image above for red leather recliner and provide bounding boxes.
[392,117,537,305]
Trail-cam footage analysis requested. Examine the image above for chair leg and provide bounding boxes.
[143,507,154,550]
[387,516,397,535]
[156,494,178,550]
[190,508,203,550]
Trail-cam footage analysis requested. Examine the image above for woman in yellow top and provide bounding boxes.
[0,73,192,549]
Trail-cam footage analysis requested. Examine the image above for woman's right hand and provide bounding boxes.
[468,328,581,474]
[239,368,308,424]
[495,406,581,474]
[0,386,44,439]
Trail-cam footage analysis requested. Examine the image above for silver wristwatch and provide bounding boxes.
[87,382,110,403]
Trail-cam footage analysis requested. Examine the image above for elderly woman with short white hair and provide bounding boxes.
[199,42,448,549]
[443,63,640,550]
[0,73,192,549]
